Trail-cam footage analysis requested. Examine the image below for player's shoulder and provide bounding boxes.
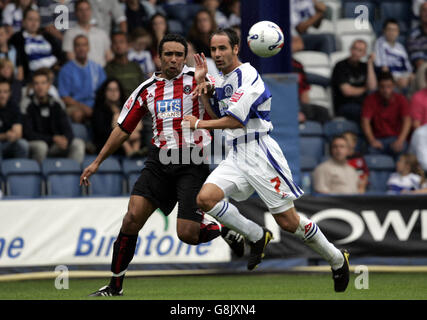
[234,63,260,85]
[129,75,158,99]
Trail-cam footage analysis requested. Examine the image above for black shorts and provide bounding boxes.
[131,146,210,223]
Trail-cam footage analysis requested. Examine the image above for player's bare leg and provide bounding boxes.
[273,206,350,292]
[89,195,156,297]
[197,183,272,270]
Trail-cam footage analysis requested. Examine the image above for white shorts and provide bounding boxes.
[205,134,304,214]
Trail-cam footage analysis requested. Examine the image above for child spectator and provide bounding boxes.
[387,153,426,194]
[128,28,155,78]
[374,19,413,93]
[23,68,85,163]
[342,131,369,182]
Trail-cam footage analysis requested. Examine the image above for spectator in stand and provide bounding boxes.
[128,27,155,78]
[161,0,201,33]
[202,0,229,29]
[313,135,367,194]
[224,0,241,28]
[386,153,426,194]
[23,69,85,163]
[0,59,22,107]
[91,78,144,157]
[187,9,217,58]
[9,8,63,83]
[290,0,335,54]
[331,39,377,123]
[105,32,144,97]
[20,66,64,114]
[410,68,427,130]
[38,0,77,44]
[292,35,330,124]
[58,35,106,123]
[361,71,412,158]
[0,25,23,82]
[0,78,29,159]
[407,2,427,91]
[2,0,37,37]
[149,13,169,71]
[342,131,369,185]
[125,0,161,35]
[88,0,127,35]
[374,19,413,93]
[62,0,113,67]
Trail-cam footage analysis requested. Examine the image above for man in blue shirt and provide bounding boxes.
[58,34,106,123]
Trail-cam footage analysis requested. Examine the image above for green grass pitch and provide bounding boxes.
[0,272,426,300]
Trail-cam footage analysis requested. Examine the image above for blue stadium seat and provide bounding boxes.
[300,137,324,164]
[42,158,82,197]
[299,121,324,137]
[122,158,146,193]
[1,159,42,198]
[300,155,318,194]
[82,158,124,196]
[364,154,395,193]
[323,119,360,141]
[71,123,90,141]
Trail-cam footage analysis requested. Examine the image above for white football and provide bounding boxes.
[247,21,284,57]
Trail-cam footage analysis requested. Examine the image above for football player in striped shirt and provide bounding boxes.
[184,28,350,292]
[81,33,264,297]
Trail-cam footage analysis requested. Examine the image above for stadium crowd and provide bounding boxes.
[293,0,427,195]
[0,0,427,197]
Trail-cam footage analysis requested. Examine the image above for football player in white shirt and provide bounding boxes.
[184,28,350,291]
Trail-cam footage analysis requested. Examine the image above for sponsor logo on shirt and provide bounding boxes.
[230,90,244,103]
[125,97,133,110]
[156,98,182,119]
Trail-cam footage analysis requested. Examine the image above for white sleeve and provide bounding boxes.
[225,72,267,125]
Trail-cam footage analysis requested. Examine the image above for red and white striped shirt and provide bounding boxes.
[117,65,212,149]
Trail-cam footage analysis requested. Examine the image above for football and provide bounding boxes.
[247,21,284,57]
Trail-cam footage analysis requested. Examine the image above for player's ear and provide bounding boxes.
[232,44,239,55]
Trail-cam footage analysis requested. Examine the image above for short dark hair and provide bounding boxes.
[209,28,240,49]
[111,31,129,43]
[329,134,348,154]
[73,34,89,47]
[75,0,91,10]
[377,70,395,83]
[0,77,11,88]
[382,18,399,30]
[158,33,188,58]
[32,68,50,82]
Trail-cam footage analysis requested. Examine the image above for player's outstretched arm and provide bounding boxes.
[80,126,129,186]
[183,115,243,130]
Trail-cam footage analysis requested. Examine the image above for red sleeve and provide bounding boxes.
[410,92,423,121]
[399,94,411,117]
[361,94,374,119]
[118,91,148,134]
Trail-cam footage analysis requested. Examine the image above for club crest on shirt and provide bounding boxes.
[156,98,182,118]
[183,85,192,94]
[224,84,233,97]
